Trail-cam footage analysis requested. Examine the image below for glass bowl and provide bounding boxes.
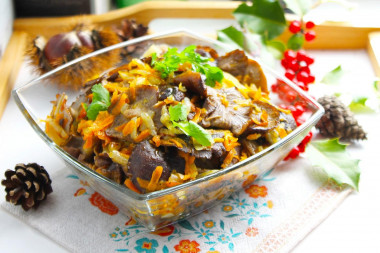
[12,30,324,231]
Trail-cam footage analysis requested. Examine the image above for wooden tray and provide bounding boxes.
[1,1,380,119]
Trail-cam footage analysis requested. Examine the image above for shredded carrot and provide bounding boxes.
[78,111,114,149]
[83,135,94,149]
[122,120,135,136]
[178,151,198,180]
[152,135,161,147]
[104,82,128,93]
[135,117,142,128]
[153,101,166,108]
[111,93,128,115]
[120,117,141,136]
[247,133,261,141]
[78,103,87,119]
[165,181,181,187]
[191,107,202,123]
[164,97,179,105]
[260,110,268,124]
[278,127,287,138]
[124,178,141,194]
[169,138,183,148]
[88,94,93,101]
[136,177,149,189]
[240,152,248,161]
[135,129,151,142]
[147,166,163,192]
[221,96,229,107]
[120,146,133,155]
[221,149,237,168]
[214,137,224,143]
[115,122,127,132]
[92,111,114,129]
[111,90,119,105]
[223,133,240,152]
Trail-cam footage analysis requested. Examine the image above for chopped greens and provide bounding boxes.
[169,103,214,147]
[168,103,189,122]
[151,45,224,87]
[86,83,111,120]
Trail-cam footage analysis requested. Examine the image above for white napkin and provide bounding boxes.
[2,157,350,253]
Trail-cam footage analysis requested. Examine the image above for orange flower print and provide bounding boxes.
[125,217,137,226]
[74,188,87,197]
[150,225,175,237]
[245,185,267,198]
[89,192,119,215]
[203,220,215,228]
[222,205,234,212]
[242,174,257,188]
[245,227,259,237]
[174,239,201,253]
[80,180,90,186]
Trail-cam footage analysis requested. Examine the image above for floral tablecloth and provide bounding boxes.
[2,156,350,253]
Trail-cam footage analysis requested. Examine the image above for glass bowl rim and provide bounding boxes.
[12,29,324,201]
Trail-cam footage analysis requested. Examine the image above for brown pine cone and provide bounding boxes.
[316,95,367,141]
[1,163,53,211]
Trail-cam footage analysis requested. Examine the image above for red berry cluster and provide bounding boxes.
[281,50,315,91]
[289,20,316,42]
[284,132,313,160]
[270,20,318,160]
[279,103,313,161]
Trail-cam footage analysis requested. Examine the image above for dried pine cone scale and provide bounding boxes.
[316,95,367,141]
[1,163,52,211]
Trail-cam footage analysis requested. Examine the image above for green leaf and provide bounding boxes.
[233,1,286,40]
[287,33,305,50]
[178,220,196,231]
[348,96,375,113]
[169,104,214,147]
[374,79,380,93]
[152,45,223,87]
[169,103,189,122]
[202,64,224,87]
[321,65,344,85]
[86,84,111,120]
[175,121,213,147]
[283,0,313,16]
[305,139,360,191]
[217,26,245,50]
[265,39,286,59]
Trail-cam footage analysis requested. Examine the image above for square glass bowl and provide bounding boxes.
[13,30,324,231]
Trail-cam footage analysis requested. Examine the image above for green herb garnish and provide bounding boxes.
[151,45,224,87]
[86,83,111,120]
[169,103,213,147]
[305,139,361,191]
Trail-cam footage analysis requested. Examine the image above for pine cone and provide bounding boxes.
[316,95,367,141]
[1,163,52,211]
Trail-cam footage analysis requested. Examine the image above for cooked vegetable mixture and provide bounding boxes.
[45,45,296,193]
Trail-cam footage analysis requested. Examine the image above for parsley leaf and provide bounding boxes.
[86,83,111,120]
[151,45,223,87]
[169,103,189,122]
[168,103,213,147]
[174,121,214,147]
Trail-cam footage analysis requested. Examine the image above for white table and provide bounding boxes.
[1,9,380,253]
